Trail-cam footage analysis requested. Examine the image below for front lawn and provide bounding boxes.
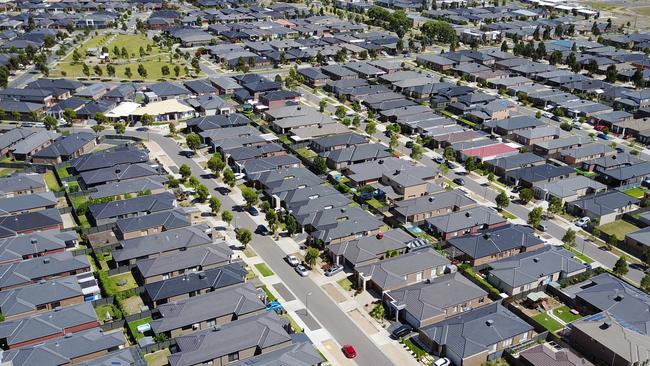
[254,263,274,277]
[144,349,171,366]
[43,170,61,191]
[337,277,353,291]
[532,312,564,332]
[127,316,153,340]
[295,147,317,159]
[552,305,582,323]
[501,210,517,220]
[257,285,277,302]
[564,245,594,264]
[623,186,647,199]
[402,337,429,360]
[281,313,303,333]
[598,221,640,241]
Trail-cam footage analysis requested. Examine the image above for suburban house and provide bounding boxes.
[505,164,576,187]
[114,208,192,241]
[418,303,535,366]
[446,224,545,267]
[486,246,586,296]
[392,190,476,225]
[384,272,489,329]
[518,344,593,366]
[87,192,177,226]
[0,230,77,265]
[565,190,640,225]
[355,248,450,294]
[150,283,265,338]
[0,191,58,215]
[0,278,84,320]
[0,208,64,239]
[424,206,508,240]
[0,173,46,198]
[328,229,417,268]
[31,132,97,164]
[0,252,91,291]
[533,175,606,202]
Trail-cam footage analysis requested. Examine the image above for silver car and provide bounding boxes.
[295,264,309,277]
[324,265,343,277]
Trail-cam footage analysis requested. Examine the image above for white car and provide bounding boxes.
[433,358,451,366]
[575,217,591,227]
[295,264,309,277]
[286,255,300,267]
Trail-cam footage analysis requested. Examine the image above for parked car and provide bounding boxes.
[295,264,309,277]
[248,207,260,216]
[572,123,582,130]
[255,225,269,235]
[405,141,414,148]
[286,255,300,267]
[616,147,624,153]
[433,358,451,366]
[434,156,445,164]
[342,345,357,359]
[575,217,591,227]
[597,133,609,140]
[391,324,413,339]
[453,178,465,186]
[179,150,195,158]
[324,265,343,277]
[512,185,522,193]
[538,223,548,232]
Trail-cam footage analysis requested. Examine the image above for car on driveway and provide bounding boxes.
[405,141,414,148]
[324,265,343,277]
[255,225,269,235]
[295,264,309,277]
[248,207,260,216]
[433,358,451,366]
[286,255,300,267]
[342,345,357,359]
[575,217,591,227]
[434,157,445,164]
[391,324,413,339]
[453,177,465,186]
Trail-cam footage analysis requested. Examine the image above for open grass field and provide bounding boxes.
[598,220,640,241]
[54,33,197,80]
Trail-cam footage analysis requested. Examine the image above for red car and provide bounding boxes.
[342,345,357,359]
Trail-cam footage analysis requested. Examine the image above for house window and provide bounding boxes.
[416,272,422,281]
[228,352,239,362]
[489,344,497,352]
[520,332,528,342]
[503,338,513,347]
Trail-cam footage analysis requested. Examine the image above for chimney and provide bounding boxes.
[43,257,50,264]
[31,238,38,244]
[533,257,539,263]
[486,319,494,326]
[465,211,472,218]
[199,273,206,279]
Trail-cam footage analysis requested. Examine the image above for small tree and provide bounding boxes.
[495,190,510,210]
[312,156,328,175]
[186,133,201,151]
[528,207,543,228]
[209,197,221,216]
[487,172,495,182]
[222,210,233,226]
[223,168,236,188]
[236,228,252,249]
[207,154,226,177]
[465,156,477,172]
[519,188,534,205]
[194,184,209,202]
[241,186,259,208]
[43,115,58,130]
[365,120,377,135]
[179,164,192,182]
[641,273,650,292]
[410,144,423,160]
[140,113,154,126]
[335,106,346,119]
[370,303,385,320]
[642,248,650,267]
[443,146,455,161]
[114,122,125,134]
[548,196,563,214]
[188,176,200,188]
[286,214,298,236]
[168,123,176,136]
[562,228,577,247]
[305,247,319,268]
[319,100,327,113]
[613,256,629,276]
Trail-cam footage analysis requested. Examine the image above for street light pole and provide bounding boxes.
[305,292,312,317]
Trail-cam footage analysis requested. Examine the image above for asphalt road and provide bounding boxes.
[143,132,396,366]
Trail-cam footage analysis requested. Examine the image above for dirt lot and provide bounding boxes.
[587,0,650,30]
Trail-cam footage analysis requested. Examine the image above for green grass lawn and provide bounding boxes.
[66,180,80,192]
[243,246,257,258]
[402,337,429,360]
[56,166,70,179]
[552,305,582,324]
[77,213,91,228]
[623,186,647,199]
[598,221,640,241]
[95,303,122,322]
[295,147,317,159]
[144,349,171,366]
[281,313,303,333]
[128,316,153,340]
[564,245,594,264]
[532,312,564,332]
[366,197,385,210]
[337,277,353,291]
[501,210,517,220]
[43,170,61,191]
[257,285,277,302]
[575,168,599,178]
[103,272,138,295]
[70,194,88,208]
[254,263,274,277]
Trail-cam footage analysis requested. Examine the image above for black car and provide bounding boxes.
[512,185,522,193]
[616,147,624,153]
[255,224,269,235]
[405,141,414,148]
[248,207,260,216]
[453,177,465,186]
[391,324,413,339]
[434,157,445,164]
[179,150,195,158]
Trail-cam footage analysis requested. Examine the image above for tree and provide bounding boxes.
[488,172,495,182]
[195,184,209,202]
[63,108,77,123]
[236,228,252,249]
[613,256,629,276]
[188,176,200,188]
[286,214,298,236]
[168,122,176,136]
[124,66,132,79]
[465,156,477,172]
[319,99,327,113]
[605,64,618,83]
[173,65,181,78]
[209,197,221,216]
[335,106,346,119]
[186,133,201,151]
[519,188,534,204]
[82,63,90,77]
[410,144,423,160]
[179,164,192,181]
[389,134,399,151]
[241,186,258,208]
[443,146,455,161]
[501,40,508,52]
[266,210,279,234]
[495,190,510,210]
[528,207,543,228]
[305,247,319,268]
[206,154,226,178]
[365,120,377,135]
[140,113,154,126]
[632,69,645,89]
[222,210,233,226]
[161,65,170,76]
[370,303,385,319]
[641,273,650,292]
[43,115,58,130]
[312,156,328,175]
[137,64,147,78]
[563,228,577,247]
[114,122,125,134]
[223,168,236,188]
[548,196,564,214]
[642,248,650,267]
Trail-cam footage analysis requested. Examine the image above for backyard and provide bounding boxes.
[598,220,640,241]
[43,170,61,191]
[101,272,138,296]
[552,305,582,324]
[623,186,647,199]
[54,33,198,80]
[127,316,153,341]
[532,312,564,332]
